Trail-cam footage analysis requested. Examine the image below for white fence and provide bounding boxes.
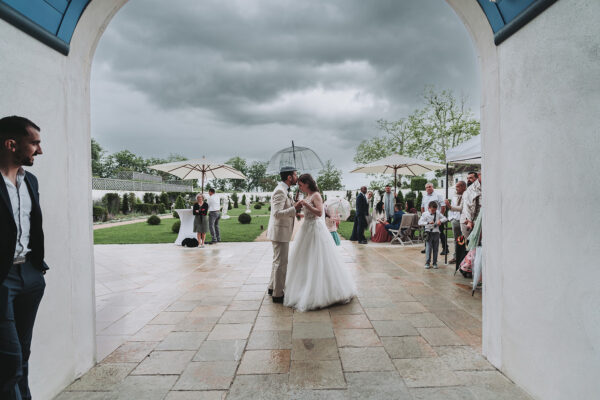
[92,177,192,193]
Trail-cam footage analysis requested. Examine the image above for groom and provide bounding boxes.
[267,166,302,303]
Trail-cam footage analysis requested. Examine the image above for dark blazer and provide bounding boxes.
[0,171,48,284]
[193,201,208,217]
[355,192,368,217]
[385,210,405,230]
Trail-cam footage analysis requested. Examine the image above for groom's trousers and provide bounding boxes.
[269,241,288,297]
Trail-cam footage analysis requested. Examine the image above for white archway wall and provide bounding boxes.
[0,0,598,399]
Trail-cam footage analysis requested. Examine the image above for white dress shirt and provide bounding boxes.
[207,194,220,212]
[2,168,32,258]
[421,191,444,212]
[448,194,463,221]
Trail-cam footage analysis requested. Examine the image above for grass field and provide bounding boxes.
[94,215,270,244]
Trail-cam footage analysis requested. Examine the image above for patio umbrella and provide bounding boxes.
[350,154,445,193]
[149,157,247,193]
[267,141,325,175]
[324,197,351,221]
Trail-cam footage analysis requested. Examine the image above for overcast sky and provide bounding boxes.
[91,0,480,189]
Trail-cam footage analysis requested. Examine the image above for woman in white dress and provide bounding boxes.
[284,174,357,311]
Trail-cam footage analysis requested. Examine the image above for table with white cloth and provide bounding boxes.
[174,208,197,245]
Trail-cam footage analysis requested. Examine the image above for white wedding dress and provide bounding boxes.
[284,194,357,311]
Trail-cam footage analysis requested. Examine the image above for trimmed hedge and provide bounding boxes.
[346,209,356,222]
[171,220,181,233]
[147,215,161,225]
[134,203,160,215]
[93,206,107,222]
[410,177,427,191]
[238,213,251,224]
[253,203,262,210]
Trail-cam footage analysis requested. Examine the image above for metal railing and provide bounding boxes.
[92,177,193,192]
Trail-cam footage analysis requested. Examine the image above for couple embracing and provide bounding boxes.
[266,167,357,311]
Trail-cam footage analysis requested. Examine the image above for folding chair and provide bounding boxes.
[410,213,424,244]
[389,214,414,246]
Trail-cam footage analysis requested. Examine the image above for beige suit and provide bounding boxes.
[267,182,297,297]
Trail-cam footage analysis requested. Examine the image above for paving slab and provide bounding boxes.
[55,242,532,399]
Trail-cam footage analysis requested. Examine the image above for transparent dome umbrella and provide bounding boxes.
[324,197,351,221]
[149,157,247,193]
[266,141,325,175]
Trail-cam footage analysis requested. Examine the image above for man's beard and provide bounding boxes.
[467,181,473,187]
[20,155,34,166]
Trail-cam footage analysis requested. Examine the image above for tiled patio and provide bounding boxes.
[55,242,532,399]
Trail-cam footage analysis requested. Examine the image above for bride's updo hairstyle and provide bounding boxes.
[298,173,319,193]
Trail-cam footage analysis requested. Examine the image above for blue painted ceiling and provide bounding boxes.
[0,0,556,55]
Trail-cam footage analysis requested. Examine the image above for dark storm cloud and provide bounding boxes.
[91,0,479,187]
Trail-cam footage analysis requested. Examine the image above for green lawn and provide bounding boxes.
[226,205,269,217]
[94,215,270,244]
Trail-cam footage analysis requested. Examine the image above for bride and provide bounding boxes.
[284,174,357,311]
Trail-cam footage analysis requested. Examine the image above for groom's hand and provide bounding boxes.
[296,213,304,219]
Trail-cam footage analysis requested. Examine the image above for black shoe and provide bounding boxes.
[268,289,273,296]
[421,249,426,254]
[440,249,449,255]
[208,241,215,245]
[272,296,284,303]
[359,240,368,244]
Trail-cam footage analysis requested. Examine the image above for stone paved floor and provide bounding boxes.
[55,242,532,399]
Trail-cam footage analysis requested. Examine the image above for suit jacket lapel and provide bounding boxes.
[24,173,40,211]
[0,176,14,220]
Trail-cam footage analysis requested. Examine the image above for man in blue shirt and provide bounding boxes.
[385,203,405,234]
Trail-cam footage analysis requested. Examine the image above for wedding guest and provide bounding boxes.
[384,203,405,235]
[461,172,481,239]
[421,182,447,255]
[445,180,467,263]
[0,116,47,400]
[207,188,221,244]
[325,206,341,246]
[405,199,417,214]
[466,171,477,187]
[382,185,395,220]
[193,194,209,247]
[371,201,390,243]
[419,201,447,269]
[350,186,369,244]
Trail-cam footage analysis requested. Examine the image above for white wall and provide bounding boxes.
[0,0,598,399]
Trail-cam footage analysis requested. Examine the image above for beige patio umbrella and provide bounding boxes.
[149,157,247,193]
[350,154,445,193]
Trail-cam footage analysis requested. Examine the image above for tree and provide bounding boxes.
[259,175,279,192]
[354,87,479,165]
[241,194,246,206]
[225,156,248,191]
[316,160,343,191]
[91,138,107,177]
[416,192,423,211]
[231,193,239,208]
[247,161,268,191]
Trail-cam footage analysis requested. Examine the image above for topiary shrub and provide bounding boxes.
[396,190,404,205]
[159,192,169,207]
[171,220,181,233]
[416,191,423,211]
[241,194,246,206]
[121,194,130,215]
[143,192,155,203]
[103,193,120,216]
[158,203,166,214]
[238,213,251,224]
[173,195,186,218]
[347,209,356,222]
[93,206,107,222]
[410,177,427,191]
[253,203,262,210]
[232,193,239,208]
[147,215,161,225]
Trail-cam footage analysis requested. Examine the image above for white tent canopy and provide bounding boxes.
[446,135,481,164]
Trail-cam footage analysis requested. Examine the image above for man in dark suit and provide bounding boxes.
[0,116,47,400]
[350,186,369,244]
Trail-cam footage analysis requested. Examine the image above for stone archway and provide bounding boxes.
[1,0,599,399]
